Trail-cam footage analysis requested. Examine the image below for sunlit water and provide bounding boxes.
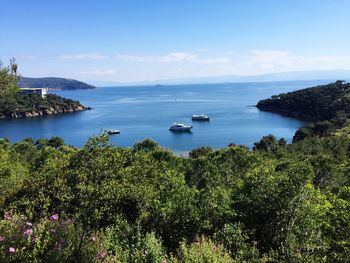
[0,80,330,151]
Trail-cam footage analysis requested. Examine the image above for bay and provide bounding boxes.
[0,80,330,152]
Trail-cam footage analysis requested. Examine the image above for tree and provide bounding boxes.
[133,138,158,152]
[253,134,277,152]
[9,57,18,76]
[48,137,65,149]
[0,60,20,99]
[189,146,213,159]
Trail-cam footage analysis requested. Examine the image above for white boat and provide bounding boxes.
[192,114,210,121]
[107,129,120,135]
[169,123,193,131]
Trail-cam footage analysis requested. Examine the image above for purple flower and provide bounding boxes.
[4,212,12,220]
[91,234,97,242]
[49,213,59,221]
[26,222,33,227]
[9,247,16,253]
[24,229,33,236]
[97,250,107,259]
[0,235,4,242]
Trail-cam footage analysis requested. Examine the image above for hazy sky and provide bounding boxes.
[1,0,350,83]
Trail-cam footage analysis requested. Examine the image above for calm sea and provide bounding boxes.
[0,80,330,152]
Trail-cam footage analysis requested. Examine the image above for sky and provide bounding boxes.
[1,0,350,83]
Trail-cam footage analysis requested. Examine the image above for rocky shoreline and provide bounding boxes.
[0,106,92,119]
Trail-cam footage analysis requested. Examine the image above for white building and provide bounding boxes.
[20,88,47,98]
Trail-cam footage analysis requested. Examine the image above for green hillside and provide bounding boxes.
[257,80,350,122]
[19,77,95,90]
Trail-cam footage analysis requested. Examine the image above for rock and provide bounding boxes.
[3,104,90,119]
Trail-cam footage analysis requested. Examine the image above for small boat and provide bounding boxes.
[107,129,120,135]
[192,114,210,121]
[169,123,193,131]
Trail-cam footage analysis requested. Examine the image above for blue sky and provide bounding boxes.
[1,0,350,83]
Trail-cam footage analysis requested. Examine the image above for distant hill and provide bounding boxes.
[19,77,95,90]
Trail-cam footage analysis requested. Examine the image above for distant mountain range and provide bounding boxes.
[19,69,350,88]
[88,69,350,87]
[19,77,95,90]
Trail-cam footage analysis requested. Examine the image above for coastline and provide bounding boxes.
[0,105,92,119]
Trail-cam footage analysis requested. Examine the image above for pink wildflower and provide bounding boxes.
[24,229,33,236]
[9,247,16,253]
[49,213,59,221]
[0,235,4,242]
[97,250,107,259]
[91,234,97,242]
[4,212,12,220]
[26,222,33,227]
[161,257,167,263]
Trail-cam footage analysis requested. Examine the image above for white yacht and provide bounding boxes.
[192,114,210,121]
[107,129,120,135]
[169,123,193,131]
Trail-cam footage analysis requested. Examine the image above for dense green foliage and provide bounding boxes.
[0,130,349,262]
[19,77,95,90]
[257,80,350,122]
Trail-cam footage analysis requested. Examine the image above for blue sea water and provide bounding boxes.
[0,80,330,152]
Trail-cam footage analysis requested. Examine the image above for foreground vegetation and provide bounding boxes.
[0,130,349,262]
